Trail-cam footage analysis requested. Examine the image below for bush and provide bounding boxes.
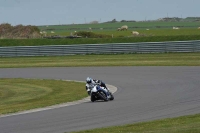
[76,31,111,38]
[0,23,41,39]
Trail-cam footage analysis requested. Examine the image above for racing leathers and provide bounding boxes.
[85,78,109,96]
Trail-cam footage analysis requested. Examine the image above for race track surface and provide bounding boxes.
[0,67,200,133]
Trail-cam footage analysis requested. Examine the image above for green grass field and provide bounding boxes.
[0,53,200,68]
[1,21,200,47]
[0,78,86,115]
[38,21,200,39]
[41,27,200,37]
[57,29,200,37]
[1,34,200,47]
[38,21,200,32]
[71,114,200,133]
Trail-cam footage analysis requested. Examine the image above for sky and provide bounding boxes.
[0,0,200,26]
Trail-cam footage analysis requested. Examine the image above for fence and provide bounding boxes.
[0,40,200,57]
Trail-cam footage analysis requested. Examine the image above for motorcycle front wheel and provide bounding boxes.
[109,92,114,100]
[98,91,108,101]
[91,94,96,102]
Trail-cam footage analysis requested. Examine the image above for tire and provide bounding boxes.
[109,92,114,101]
[91,94,96,102]
[98,91,108,101]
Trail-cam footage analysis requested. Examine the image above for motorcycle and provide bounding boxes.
[87,84,114,102]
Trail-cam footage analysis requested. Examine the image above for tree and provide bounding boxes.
[111,19,117,23]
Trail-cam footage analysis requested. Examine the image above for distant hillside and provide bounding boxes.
[102,17,200,23]
[157,17,200,22]
[184,17,200,22]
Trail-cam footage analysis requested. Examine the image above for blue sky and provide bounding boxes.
[1,0,200,26]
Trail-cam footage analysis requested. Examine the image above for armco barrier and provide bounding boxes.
[0,40,200,57]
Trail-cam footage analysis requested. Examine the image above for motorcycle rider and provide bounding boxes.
[85,77,109,96]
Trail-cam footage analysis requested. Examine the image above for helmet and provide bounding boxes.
[86,77,92,84]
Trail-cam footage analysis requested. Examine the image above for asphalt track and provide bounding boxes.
[0,67,200,133]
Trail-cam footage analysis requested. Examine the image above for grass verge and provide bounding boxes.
[0,78,86,115]
[1,35,200,47]
[70,114,200,133]
[0,53,200,68]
